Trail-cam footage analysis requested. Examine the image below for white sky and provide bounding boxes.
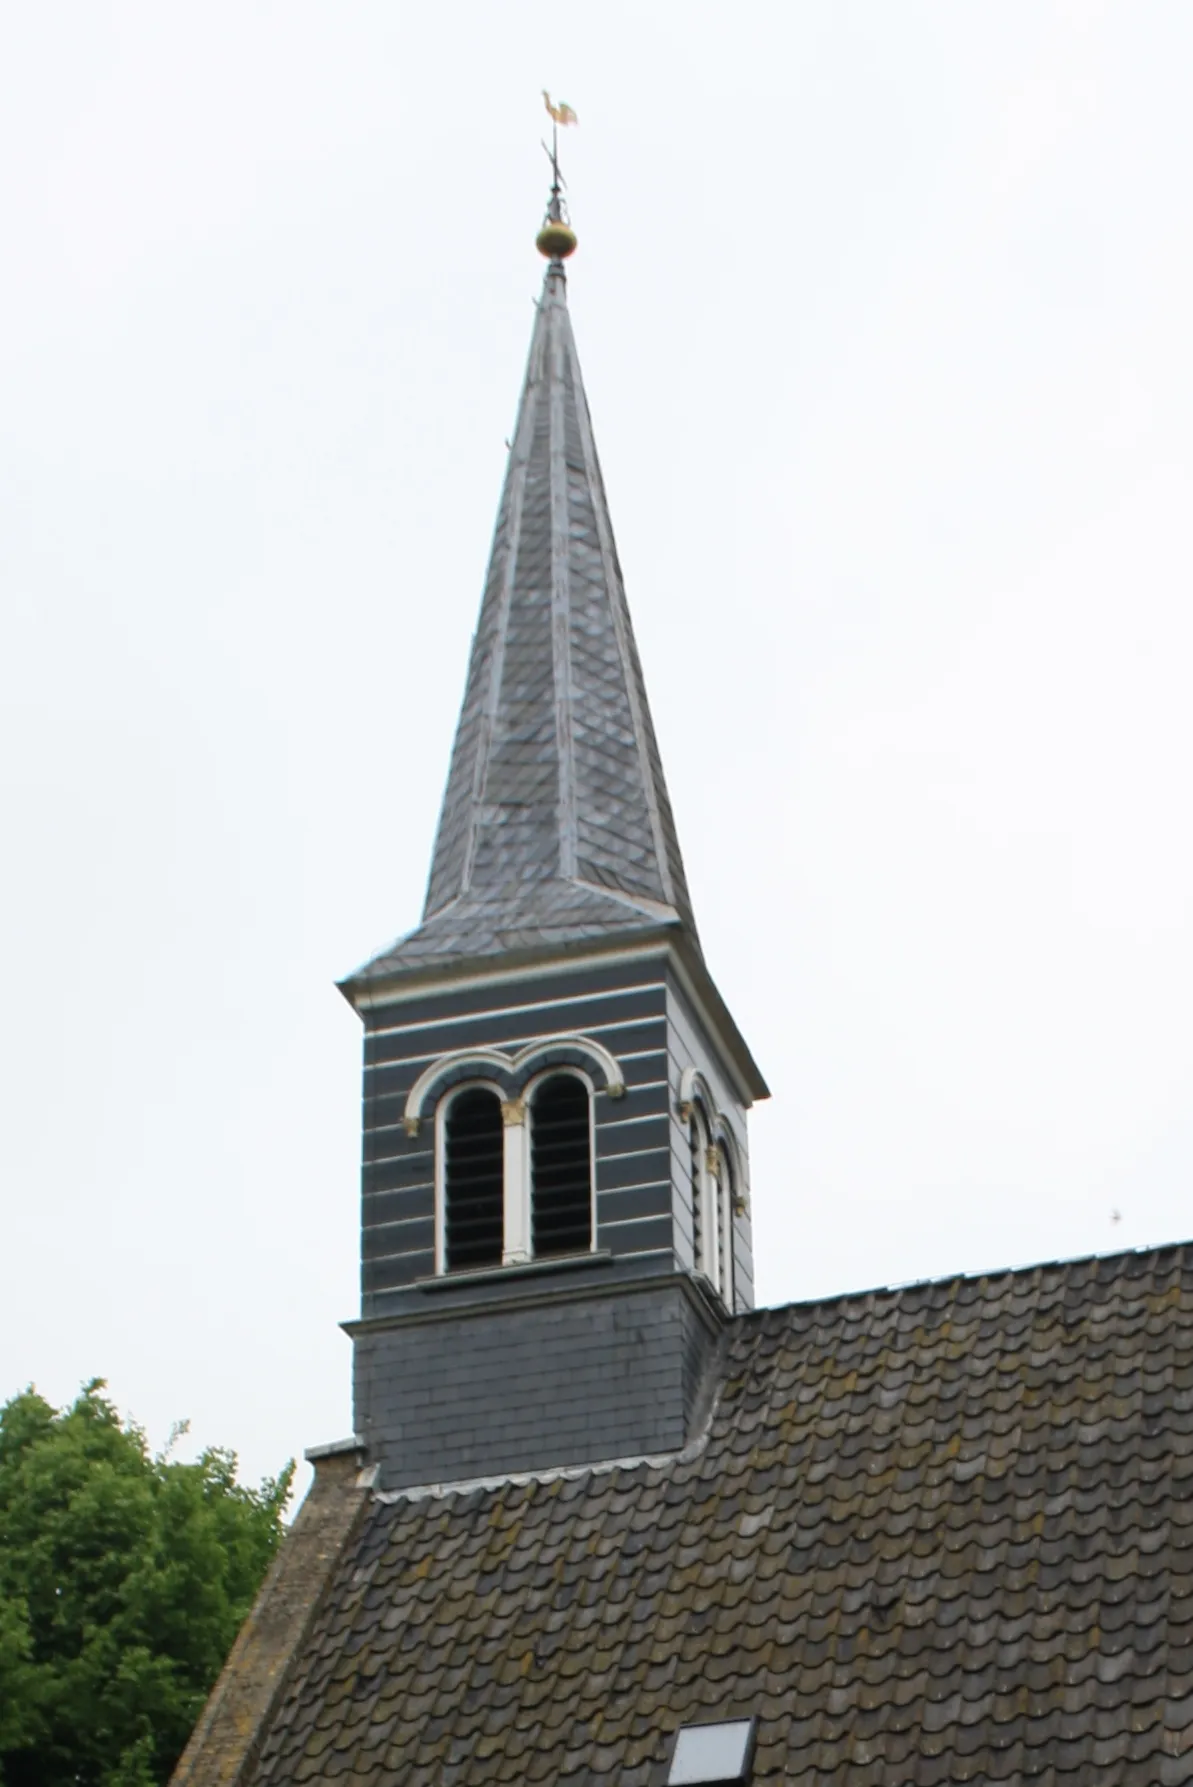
[3,1,1192,1496]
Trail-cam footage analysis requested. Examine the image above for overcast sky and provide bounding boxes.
[3,1,1192,1496]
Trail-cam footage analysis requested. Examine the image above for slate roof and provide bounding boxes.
[346,257,697,989]
[247,1240,1193,1787]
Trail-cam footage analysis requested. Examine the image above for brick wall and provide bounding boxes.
[170,1444,370,1787]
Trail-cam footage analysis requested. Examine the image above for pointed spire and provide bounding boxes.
[348,198,698,986]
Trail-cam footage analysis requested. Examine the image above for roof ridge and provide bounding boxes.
[739,1233,1193,1328]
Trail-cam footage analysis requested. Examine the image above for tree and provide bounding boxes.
[0,1380,293,1787]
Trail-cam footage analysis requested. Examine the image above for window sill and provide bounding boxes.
[417,1250,613,1292]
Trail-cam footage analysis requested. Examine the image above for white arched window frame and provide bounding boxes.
[524,1066,597,1261]
[434,1079,507,1275]
[408,1034,623,1276]
[404,1035,623,1133]
[433,1068,602,1274]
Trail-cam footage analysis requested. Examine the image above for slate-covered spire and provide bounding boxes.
[350,223,698,985]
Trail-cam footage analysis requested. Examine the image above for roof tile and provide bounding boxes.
[250,1243,1193,1785]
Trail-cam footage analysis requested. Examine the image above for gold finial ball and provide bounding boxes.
[536,220,578,260]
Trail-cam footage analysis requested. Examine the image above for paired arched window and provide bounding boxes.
[439,1072,592,1272]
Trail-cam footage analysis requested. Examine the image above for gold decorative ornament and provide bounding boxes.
[536,219,578,260]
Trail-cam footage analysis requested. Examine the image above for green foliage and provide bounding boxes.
[0,1380,293,1787]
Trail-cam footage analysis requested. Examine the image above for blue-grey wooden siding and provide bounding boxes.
[356,951,755,1321]
[359,956,675,1311]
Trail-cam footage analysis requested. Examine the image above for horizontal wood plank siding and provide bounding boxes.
[362,1216,435,1261]
[360,961,675,1304]
[601,1214,674,1256]
[366,1047,666,1102]
[365,1000,667,1073]
[362,1248,434,1294]
[362,1186,435,1226]
[596,1183,673,1226]
[360,953,668,1035]
[355,954,756,1311]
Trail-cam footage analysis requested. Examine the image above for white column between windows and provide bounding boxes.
[501,1098,531,1265]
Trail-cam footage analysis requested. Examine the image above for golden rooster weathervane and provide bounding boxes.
[542,91,578,127]
[537,91,579,261]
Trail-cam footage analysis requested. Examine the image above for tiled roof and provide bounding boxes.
[248,1241,1193,1786]
[345,258,696,991]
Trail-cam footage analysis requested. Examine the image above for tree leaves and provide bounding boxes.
[0,1381,292,1787]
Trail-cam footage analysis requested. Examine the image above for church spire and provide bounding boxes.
[348,177,698,986]
[340,156,765,1493]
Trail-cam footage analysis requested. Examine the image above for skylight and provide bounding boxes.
[667,1718,757,1787]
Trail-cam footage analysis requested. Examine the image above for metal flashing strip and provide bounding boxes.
[597,1105,671,1133]
[344,936,671,1007]
[371,1382,721,1506]
[303,1435,366,1463]
[571,878,680,925]
[548,290,579,881]
[597,1211,674,1234]
[596,1175,673,1199]
[452,269,540,909]
[366,1013,666,1077]
[414,1248,613,1293]
[568,317,676,913]
[363,1212,433,1239]
[346,1251,685,1330]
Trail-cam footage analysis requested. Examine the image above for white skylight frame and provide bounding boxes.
[666,1717,758,1787]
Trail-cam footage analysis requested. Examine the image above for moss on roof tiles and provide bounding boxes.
[249,1243,1193,1786]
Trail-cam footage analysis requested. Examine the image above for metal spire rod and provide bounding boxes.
[541,94,578,213]
[537,93,579,261]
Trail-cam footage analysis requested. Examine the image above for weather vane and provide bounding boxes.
[537,91,579,261]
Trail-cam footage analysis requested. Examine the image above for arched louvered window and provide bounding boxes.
[690,1107,734,1307]
[530,1074,592,1258]
[689,1109,708,1280]
[690,1106,722,1292]
[715,1143,734,1311]
[443,1087,504,1271]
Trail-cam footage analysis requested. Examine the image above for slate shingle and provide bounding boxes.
[343,259,696,990]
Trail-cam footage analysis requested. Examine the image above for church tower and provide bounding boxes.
[338,180,767,1490]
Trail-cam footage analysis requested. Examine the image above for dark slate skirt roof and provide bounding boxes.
[250,1241,1193,1787]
